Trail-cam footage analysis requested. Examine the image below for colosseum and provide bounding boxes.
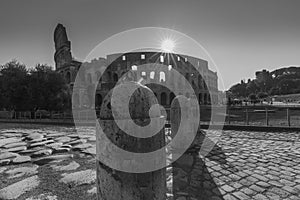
[54,24,219,111]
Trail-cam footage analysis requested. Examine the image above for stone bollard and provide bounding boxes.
[96,82,166,200]
[170,96,200,199]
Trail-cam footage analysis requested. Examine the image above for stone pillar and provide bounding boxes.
[97,82,166,200]
[170,96,201,199]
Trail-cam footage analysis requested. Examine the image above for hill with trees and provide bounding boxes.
[228,66,300,100]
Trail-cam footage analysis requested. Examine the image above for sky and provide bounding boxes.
[0,0,299,90]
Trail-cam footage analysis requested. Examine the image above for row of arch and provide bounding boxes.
[94,92,211,109]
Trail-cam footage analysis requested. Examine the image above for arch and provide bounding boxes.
[161,92,167,105]
[169,92,176,105]
[159,71,166,82]
[204,93,208,104]
[131,65,137,71]
[185,73,189,82]
[96,94,102,108]
[107,71,112,82]
[113,73,118,82]
[66,71,71,83]
[198,93,203,104]
[150,71,155,79]
[198,75,202,88]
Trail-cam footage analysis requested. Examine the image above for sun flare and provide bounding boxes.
[161,39,175,53]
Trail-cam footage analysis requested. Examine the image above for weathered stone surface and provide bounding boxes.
[5,165,39,179]
[59,169,96,186]
[27,133,44,140]
[51,161,80,171]
[0,167,7,173]
[82,147,96,155]
[30,140,54,147]
[3,142,27,149]
[87,186,96,194]
[31,149,53,158]
[0,175,40,199]
[0,152,19,160]
[33,154,73,165]
[0,159,10,166]
[54,136,71,143]
[12,156,31,164]
[1,146,27,153]
[72,143,92,150]
[0,138,22,147]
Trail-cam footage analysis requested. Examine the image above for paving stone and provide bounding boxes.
[0,152,19,160]
[0,159,10,166]
[59,169,96,186]
[0,138,22,147]
[253,194,269,200]
[12,156,31,164]
[0,167,7,173]
[0,175,40,199]
[72,143,93,150]
[55,136,71,143]
[87,186,96,194]
[3,142,27,149]
[31,149,53,158]
[30,140,54,148]
[232,191,250,199]
[5,165,39,179]
[82,147,96,155]
[51,161,80,171]
[1,146,27,153]
[27,133,44,140]
[33,154,73,165]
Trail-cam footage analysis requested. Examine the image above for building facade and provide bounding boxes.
[54,24,219,109]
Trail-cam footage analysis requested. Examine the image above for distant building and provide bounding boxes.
[255,69,270,83]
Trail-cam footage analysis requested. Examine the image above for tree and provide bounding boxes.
[248,93,257,104]
[257,92,268,100]
[29,64,70,111]
[0,60,31,111]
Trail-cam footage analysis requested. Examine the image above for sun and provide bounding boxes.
[161,39,175,53]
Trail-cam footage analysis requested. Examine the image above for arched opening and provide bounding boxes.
[198,75,202,89]
[161,92,167,105]
[113,73,118,82]
[150,71,155,79]
[96,94,102,109]
[131,65,137,71]
[66,71,71,83]
[185,73,189,82]
[199,93,203,105]
[159,71,166,82]
[169,92,176,105]
[204,93,208,105]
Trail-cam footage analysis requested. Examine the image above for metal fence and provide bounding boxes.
[1,106,300,128]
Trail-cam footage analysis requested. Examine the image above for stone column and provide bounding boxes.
[97,82,166,200]
[170,96,201,199]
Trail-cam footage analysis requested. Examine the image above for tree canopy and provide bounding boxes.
[0,60,70,111]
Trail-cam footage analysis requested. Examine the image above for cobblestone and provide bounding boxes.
[1,127,300,199]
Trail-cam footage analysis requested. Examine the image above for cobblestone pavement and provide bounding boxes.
[0,124,300,199]
[170,130,300,200]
